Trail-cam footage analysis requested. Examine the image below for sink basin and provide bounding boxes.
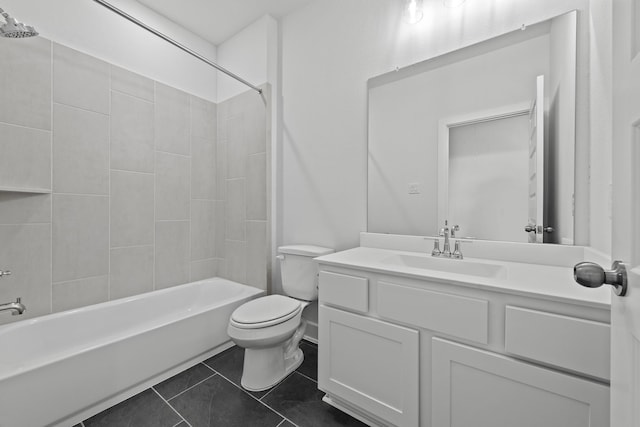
[381,254,507,279]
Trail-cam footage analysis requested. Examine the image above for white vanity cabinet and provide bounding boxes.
[317,264,610,427]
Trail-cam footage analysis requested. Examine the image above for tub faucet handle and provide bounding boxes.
[0,270,10,278]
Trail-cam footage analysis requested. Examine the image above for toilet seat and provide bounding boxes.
[230,295,302,329]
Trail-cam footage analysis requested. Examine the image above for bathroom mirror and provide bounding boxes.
[367,11,577,244]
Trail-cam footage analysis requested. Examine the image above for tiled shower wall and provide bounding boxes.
[0,38,269,326]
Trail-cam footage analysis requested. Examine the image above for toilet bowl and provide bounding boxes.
[227,244,334,391]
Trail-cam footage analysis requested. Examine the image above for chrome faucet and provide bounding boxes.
[431,221,463,259]
[0,297,25,315]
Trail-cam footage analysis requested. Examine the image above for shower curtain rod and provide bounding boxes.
[92,0,262,94]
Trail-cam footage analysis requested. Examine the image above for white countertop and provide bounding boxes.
[315,246,611,310]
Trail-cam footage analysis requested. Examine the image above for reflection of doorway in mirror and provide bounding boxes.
[448,114,530,242]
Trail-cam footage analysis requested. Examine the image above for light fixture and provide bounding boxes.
[403,0,424,24]
[443,0,466,8]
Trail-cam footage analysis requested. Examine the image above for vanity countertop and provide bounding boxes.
[315,246,611,310]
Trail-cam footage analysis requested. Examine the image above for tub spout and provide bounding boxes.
[0,297,25,315]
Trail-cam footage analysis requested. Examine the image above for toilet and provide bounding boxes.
[227,244,334,391]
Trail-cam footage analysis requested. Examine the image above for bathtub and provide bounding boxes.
[0,277,264,427]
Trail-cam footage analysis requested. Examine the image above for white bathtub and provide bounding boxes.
[0,277,264,427]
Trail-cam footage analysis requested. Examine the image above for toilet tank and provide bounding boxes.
[279,245,334,301]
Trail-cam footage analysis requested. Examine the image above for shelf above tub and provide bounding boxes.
[0,186,52,194]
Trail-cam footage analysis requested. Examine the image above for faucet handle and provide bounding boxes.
[0,270,11,278]
[452,240,463,259]
[451,225,460,237]
[431,240,441,257]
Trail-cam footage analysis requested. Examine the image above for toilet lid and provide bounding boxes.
[231,295,302,328]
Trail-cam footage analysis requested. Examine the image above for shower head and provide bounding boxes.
[0,7,38,38]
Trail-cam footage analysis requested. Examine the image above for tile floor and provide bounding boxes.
[73,341,367,427]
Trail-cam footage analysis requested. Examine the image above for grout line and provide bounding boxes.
[52,101,110,117]
[49,41,54,316]
[110,243,155,251]
[0,120,52,132]
[293,370,317,384]
[49,192,108,198]
[0,222,51,226]
[51,273,109,286]
[109,167,154,176]
[107,65,112,302]
[164,371,218,402]
[109,90,154,107]
[151,388,192,427]
[110,87,153,103]
[152,84,157,292]
[155,149,190,158]
[214,371,299,427]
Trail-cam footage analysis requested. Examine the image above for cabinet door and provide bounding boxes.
[431,338,609,427]
[319,305,419,427]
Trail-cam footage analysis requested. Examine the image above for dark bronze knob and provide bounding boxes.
[573,261,627,296]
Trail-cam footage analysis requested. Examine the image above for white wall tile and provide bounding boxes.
[52,275,109,312]
[155,221,190,289]
[52,195,109,283]
[246,101,267,155]
[0,37,51,130]
[53,104,109,195]
[111,65,154,102]
[215,201,226,258]
[155,152,190,221]
[247,153,267,220]
[226,179,246,241]
[53,43,109,114]
[155,83,190,155]
[246,221,267,290]
[191,200,216,261]
[190,259,217,281]
[0,193,51,224]
[225,240,246,284]
[0,123,51,191]
[226,115,247,179]
[191,137,216,200]
[110,91,155,173]
[191,96,217,141]
[110,245,154,300]
[216,141,228,199]
[0,224,52,325]
[110,171,154,247]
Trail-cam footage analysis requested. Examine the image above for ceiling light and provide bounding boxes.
[403,0,424,24]
[443,0,466,7]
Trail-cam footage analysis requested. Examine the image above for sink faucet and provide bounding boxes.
[0,297,25,316]
[431,221,463,259]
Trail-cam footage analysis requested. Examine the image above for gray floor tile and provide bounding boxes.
[169,375,283,427]
[154,363,216,400]
[277,421,297,427]
[262,372,367,427]
[204,346,270,399]
[297,341,318,381]
[84,388,181,427]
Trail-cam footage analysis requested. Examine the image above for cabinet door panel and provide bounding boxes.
[319,305,419,427]
[432,338,609,427]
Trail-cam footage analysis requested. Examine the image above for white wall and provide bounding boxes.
[281,0,610,255]
[217,15,275,101]
[2,0,218,101]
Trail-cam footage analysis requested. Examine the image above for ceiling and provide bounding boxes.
[135,0,313,45]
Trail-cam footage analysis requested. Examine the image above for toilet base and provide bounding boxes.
[240,320,307,391]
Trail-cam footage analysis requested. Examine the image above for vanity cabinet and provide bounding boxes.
[317,265,610,427]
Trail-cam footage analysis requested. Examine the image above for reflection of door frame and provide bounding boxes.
[437,102,531,227]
